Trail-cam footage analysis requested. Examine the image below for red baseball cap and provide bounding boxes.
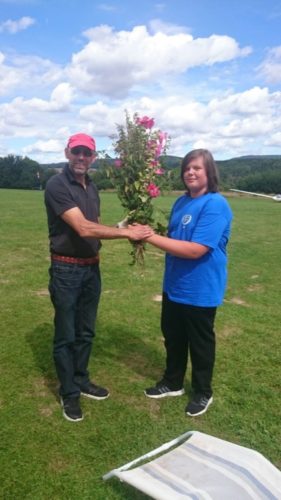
[67,133,96,151]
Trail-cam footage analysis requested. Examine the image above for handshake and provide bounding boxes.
[116,218,154,242]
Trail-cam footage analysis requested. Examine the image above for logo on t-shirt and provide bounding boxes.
[182,214,192,225]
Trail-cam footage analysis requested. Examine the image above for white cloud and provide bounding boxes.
[49,83,75,110]
[66,24,251,97]
[0,52,63,97]
[1,20,279,163]
[192,136,247,158]
[1,78,280,162]
[79,100,122,136]
[21,127,74,162]
[258,46,281,83]
[0,16,35,34]
[222,116,272,138]
[23,139,63,154]
[0,53,24,96]
[75,85,281,159]
[3,82,72,114]
[265,131,281,146]
[0,83,74,144]
[148,19,190,35]
[208,87,272,115]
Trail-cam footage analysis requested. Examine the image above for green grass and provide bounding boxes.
[0,189,280,499]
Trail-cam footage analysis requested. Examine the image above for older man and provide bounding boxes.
[45,133,152,422]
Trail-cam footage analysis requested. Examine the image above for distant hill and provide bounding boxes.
[216,156,281,193]
[40,162,65,170]
[40,154,281,193]
[161,154,281,192]
[40,154,281,171]
[3,154,280,191]
[226,155,281,160]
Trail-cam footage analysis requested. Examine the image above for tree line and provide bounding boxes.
[1,154,281,194]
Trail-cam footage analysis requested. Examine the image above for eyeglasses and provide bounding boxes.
[70,147,94,157]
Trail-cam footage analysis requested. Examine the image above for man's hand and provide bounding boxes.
[127,224,154,241]
[61,207,155,241]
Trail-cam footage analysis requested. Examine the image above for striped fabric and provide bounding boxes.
[104,431,281,499]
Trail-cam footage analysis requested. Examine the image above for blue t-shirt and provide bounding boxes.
[163,192,233,307]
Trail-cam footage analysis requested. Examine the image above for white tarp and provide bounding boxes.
[103,431,281,499]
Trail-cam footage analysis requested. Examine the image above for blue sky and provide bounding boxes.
[1,0,281,162]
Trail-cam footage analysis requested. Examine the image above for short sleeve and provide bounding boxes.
[45,176,77,216]
[191,197,232,249]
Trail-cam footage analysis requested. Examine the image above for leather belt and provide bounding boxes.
[51,254,99,265]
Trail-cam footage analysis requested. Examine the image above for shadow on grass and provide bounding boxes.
[26,322,58,399]
[94,321,192,397]
[26,319,164,403]
[26,318,192,402]
[95,322,166,382]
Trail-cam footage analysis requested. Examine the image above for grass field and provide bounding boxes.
[0,188,280,499]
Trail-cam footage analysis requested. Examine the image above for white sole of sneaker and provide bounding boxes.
[80,392,110,400]
[62,410,84,422]
[60,399,84,422]
[186,396,213,417]
[144,389,185,399]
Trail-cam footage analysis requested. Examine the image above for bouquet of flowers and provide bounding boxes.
[108,111,169,265]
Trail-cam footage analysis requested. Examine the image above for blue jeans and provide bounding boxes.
[48,261,101,398]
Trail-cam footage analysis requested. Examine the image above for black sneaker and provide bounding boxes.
[60,396,83,422]
[80,383,109,400]
[185,394,213,416]
[145,381,185,399]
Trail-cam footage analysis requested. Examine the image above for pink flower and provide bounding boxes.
[158,131,168,147]
[149,160,159,168]
[147,183,160,198]
[155,168,164,175]
[135,116,155,129]
[155,131,168,157]
[114,159,122,168]
[147,139,157,152]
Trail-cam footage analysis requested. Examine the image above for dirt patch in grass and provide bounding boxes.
[218,325,241,338]
[34,289,49,296]
[152,294,162,302]
[32,377,48,394]
[146,400,162,419]
[31,377,57,397]
[48,457,69,473]
[247,284,264,292]
[38,405,55,417]
[225,297,249,306]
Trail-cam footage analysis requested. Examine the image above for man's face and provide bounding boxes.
[65,146,96,177]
